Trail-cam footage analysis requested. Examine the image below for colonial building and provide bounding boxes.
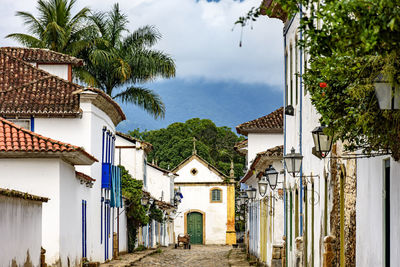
[172,149,236,245]
[0,47,126,265]
[236,108,284,266]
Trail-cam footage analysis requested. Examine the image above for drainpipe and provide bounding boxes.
[283,15,288,267]
[299,4,304,236]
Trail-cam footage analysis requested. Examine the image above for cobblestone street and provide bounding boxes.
[131,245,249,267]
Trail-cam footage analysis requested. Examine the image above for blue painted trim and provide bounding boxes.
[84,200,87,258]
[102,127,106,163]
[30,117,35,132]
[82,200,84,258]
[299,4,304,235]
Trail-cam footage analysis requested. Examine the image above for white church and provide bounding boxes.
[172,144,236,245]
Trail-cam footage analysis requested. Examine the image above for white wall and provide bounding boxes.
[174,184,228,244]
[174,157,224,183]
[0,195,43,267]
[356,156,400,266]
[147,165,172,203]
[247,133,283,166]
[37,64,69,80]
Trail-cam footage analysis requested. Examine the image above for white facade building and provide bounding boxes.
[0,47,127,266]
[172,153,236,245]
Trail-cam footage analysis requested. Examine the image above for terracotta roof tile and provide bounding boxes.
[76,171,96,182]
[116,132,153,152]
[236,107,283,135]
[0,49,125,125]
[1,47,83,66]
[0,117,97,163]
[0,187,49,202]
[0,51,81,117]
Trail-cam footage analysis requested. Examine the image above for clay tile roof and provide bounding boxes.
[76,171,96,182]
[1,47,83,66]
[241,145,283,183]
[0,187,49,202]
[0,51,81,117]
[0,117,97,164]
[147,162,178,176]
[0,50,125,125]
[116,132,153,152]
[236,107,283,136]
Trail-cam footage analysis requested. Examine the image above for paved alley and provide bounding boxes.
[131,245,250,267]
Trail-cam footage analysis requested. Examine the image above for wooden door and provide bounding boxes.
[187,212,203,244]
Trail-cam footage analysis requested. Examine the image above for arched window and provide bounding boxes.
[210,188,222,203]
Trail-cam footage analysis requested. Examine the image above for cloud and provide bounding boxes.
[0,0,284,87]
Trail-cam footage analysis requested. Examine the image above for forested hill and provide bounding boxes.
[129,118,246,179]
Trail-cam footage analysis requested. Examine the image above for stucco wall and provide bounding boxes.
[0,195,43,267]
[356,156,400,266]
[247,133,283,166]
[37,64,69,80]
[174,157,224,183]
[147,165,172,203]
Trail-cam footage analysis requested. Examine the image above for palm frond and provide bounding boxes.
[74,67,102,89]
[5,33,45,48]
[113,86,166,119]
[15,11,45,37]
[122,25,161,50]
[109,3,128,47]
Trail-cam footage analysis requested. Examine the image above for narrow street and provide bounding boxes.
[131,245,250,267]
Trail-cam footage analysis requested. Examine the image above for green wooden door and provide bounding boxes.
[187,212,203,244]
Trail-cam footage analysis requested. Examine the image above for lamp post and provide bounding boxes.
[284,147,303,177]
[258,175,268,197]
[374,74,400,110]
[265,165,279,190]
[246,186,257,201]
[311,125,333,158]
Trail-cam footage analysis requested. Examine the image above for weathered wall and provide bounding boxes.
[247,133,283,166]
[0,195,43,267]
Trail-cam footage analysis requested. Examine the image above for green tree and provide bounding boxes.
[7,0,92,55]
[129,118,246,178]
[77,3,176,118]
[120,165,149,252]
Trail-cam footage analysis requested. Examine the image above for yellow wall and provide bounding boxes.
[226,183,236,244]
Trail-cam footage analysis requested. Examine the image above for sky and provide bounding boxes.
[0,0,284,134]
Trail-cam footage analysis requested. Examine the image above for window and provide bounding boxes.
[210,188,222,203]
[190,168,198,175]
[8,119,31,130]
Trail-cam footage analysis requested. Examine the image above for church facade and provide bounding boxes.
[172,153,236,245]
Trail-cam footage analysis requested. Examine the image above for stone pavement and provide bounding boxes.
[131,245,250,267]
[99,249,158,267]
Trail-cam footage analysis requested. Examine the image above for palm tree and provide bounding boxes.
[6,0,92,55]
[77,3,176,119]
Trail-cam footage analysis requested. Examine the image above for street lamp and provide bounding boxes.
[265,165,279,190]
[141,197,149,206]
[284,147,303,176]
[311,125,333,158]
[374,74,400,110]
[246,186,257,200]
[258,175,268,197]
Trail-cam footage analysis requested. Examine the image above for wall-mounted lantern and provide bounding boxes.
[311,125,333,158]
[246,186,257,200]
[284,147,303,176]
[374,74,400,110]
[258,175,268,197]
[265,165,279,190]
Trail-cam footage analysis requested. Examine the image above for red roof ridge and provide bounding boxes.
[0,47,83,66]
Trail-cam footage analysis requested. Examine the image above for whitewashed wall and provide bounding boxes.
[247,133,283,166]
[37,64,69,80]
[0,195,43,267]
[147,165,172,203]
[356,156,400,266]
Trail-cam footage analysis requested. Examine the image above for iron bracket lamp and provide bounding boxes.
[284,147,303,177]
[374,73,400,110]
[311,125,333,158]
[245,186,257,201]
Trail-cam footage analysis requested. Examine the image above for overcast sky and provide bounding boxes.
[0,0,284,133]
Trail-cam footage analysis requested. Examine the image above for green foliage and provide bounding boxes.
[149,205,164,223]
[134,245,146,252]
[120,165,149,252]
[242,0,400,160]
[7,0,93,55]
[76,3,176,118]
[129,118,246,178]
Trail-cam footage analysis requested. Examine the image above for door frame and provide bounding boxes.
[184,209,206,244]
